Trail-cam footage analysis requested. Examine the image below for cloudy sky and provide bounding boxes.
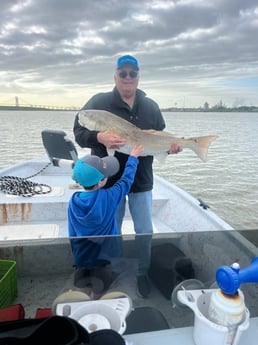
[1,0,258,109]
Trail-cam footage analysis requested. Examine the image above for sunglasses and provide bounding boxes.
[118,70,138,79]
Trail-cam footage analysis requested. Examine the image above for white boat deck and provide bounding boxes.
[0,156,233,242]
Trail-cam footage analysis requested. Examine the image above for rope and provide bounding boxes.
[0,163,53,197]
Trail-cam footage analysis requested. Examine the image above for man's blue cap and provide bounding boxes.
[72,155,119,187]
[116,55,139,70]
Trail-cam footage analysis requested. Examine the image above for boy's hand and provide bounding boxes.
[130,144,144,157]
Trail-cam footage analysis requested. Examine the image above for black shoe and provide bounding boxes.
[136,275,151,298]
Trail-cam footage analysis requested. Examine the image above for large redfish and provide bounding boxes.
[78,109,217,162]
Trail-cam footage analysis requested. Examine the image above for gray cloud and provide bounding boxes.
[0,0,258,107]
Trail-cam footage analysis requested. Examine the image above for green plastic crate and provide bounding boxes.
[0,260,17,308]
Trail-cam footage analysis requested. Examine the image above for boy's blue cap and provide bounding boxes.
[116,55,139,70]
[72,155,119,187]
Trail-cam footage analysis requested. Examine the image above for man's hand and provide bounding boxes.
[168,142,183,154]
[97,131,126,149]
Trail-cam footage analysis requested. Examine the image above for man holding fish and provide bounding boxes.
[73,55,182,298]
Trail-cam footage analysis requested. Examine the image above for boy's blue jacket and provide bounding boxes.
[68,156,139,268]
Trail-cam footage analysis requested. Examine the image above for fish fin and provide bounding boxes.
[107,148,116,156]
[115,144,132,155]
[107,144,131,156]
[153,152,169,164]
[191,135,218,162]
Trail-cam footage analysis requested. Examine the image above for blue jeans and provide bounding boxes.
[116,191,153,275]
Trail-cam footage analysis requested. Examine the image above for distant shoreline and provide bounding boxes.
[0,106,78,111]
[0,105,257,112]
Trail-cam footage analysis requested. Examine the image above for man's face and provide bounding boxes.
[114,65,139,98]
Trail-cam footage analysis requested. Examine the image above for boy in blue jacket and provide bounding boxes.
[68,144,143,298]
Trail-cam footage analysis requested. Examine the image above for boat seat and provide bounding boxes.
[41,129,78,167]
[124,306,169,334]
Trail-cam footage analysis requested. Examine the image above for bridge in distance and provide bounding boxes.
[0,96,80,111]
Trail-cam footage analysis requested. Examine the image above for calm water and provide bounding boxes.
[0,110,257,231]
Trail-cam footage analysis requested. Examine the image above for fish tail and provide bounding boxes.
[190,135,218,162]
